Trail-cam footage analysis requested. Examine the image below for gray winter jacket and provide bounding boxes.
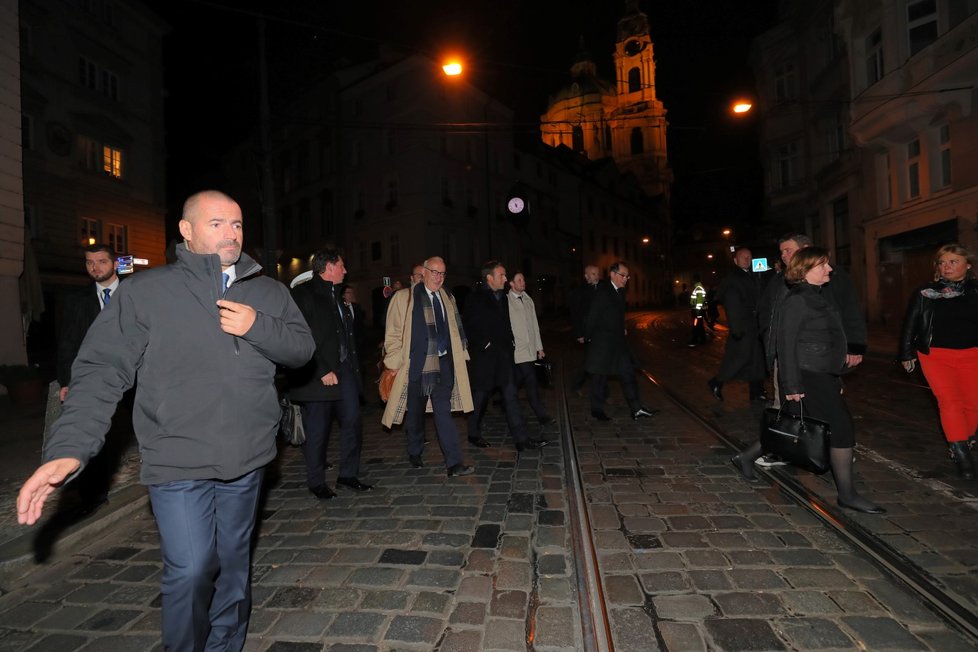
[44,244,315,485]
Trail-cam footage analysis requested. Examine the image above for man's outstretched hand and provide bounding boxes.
[16,458,81,526]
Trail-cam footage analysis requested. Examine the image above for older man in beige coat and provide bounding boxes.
[382,257,475,476]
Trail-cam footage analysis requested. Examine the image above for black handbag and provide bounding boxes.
[279,397,306,446]
[759,401,830,474]
[534,360,553,387]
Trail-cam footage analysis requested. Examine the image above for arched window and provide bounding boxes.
[630,127,644,154]
[604,125,613,150]
[628,67,641,93]
[572,126,584,153]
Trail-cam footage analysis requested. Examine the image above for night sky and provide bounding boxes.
[146,0,779,241]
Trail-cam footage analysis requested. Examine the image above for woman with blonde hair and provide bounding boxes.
[900,243,978,479]
[733,247,883,513]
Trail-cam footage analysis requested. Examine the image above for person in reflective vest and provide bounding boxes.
[689,279,707,346]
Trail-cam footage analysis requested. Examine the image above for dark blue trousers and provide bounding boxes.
[300,359,362,485]
[405,354,463,469]
[148,468,264,652]
[514,361,547,419]
[468,382,528,445]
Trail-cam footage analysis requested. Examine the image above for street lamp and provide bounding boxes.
[731,100,753,114]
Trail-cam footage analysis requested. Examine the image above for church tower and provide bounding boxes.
[540,1,672,200]
[609,0,671,198]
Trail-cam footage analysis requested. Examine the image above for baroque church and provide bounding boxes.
[540,0,672,201]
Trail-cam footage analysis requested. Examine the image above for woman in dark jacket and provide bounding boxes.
[731,248,883,514]
[899,244,978,479]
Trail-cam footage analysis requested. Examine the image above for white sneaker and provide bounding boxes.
[754,455,788,468]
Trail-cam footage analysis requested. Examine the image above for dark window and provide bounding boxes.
[628,67,641,93]
[572,126,584,152]
[630,128,644,154]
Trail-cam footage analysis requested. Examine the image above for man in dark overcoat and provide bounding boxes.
[708,247,767,401]
[585,261,656,421]
[289,248,371,498]
[568,264,600,389]
[464,261,548,451]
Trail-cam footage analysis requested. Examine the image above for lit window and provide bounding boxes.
[80,217,99,245]
[103,146,122,178]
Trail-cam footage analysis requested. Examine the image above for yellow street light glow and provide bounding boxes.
[732,101,752,114]
[641,236,650,244]
[722,228,731,236]
[442,61,462,76]
[707,254,714,259]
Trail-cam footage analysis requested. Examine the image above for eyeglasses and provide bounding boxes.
[424,267,447,278]
[612,271,630,280]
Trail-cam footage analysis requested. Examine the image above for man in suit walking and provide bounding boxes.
[585,261,656,421]
[381,256,475,476]
[464,261,548,451]
[289,248,372,498]
[55,242,126,517]
[569,264,600,390]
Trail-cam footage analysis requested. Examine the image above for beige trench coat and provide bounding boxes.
[381,287,473,428]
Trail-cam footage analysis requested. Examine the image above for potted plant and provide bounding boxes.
[0,364,46,406]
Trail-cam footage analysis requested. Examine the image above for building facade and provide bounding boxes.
[1,0,27,365]
[19,0,168,291]
[752,0,978,325]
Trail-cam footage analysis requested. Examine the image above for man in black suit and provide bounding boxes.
[464,261,548,452]
[289,248,372,499]
[55,242,125,516]
[585,261,656,421]
[569,264,600,390]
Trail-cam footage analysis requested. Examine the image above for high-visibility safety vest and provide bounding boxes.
[690,283,706,311]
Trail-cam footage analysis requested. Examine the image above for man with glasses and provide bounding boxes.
[585,261,656,421]
[381,257,476,476]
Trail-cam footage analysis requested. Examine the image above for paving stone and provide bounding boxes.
[658,621,705,652]
[359,590,410,610]
[495,560,531,590]
[482,617,526,650]
[76,609,142,632]
[104,583,160,606]
[24,634,90,652]
[0,602,53,628]
[74,634,161,651]
[423,533,471,548]
[840,616,928,650]
[652,594,716,620]
[347,567,404,587]
[450,601,487,625]
[779,591,842,616]
[728,569,788,589]
[428,550,466,567]
[267,643,324,652]
[63,582,117,604]
[538,510,565,526]
[537,553,566,576]
[472,524,501,548]
[378,548,427,565]
[533,605,577,648]
[456,575,493,602]
[267,587,321,609]
[325,612,386,638]
[538,577,574,603]
[312,588,360,610]
[407,568,460,589]
[464,549,496,573]
[261,565,312,585]
[862,578,950,623]
[412,591,452,614]
[609,607,660,652]
[269,611,330,637]
[686,570,730,591]
[490,590,528,619]
[385,614,444,644]
[439,630,483,652]
[704,618,786,651]
[769,548,832,567]
[778,617,854,649]
[713,592,785,616]
[782,567,856,589]
[621,516,667,532]
[726,550,773,566]
[625,533,662,549]
[499,535,530,559]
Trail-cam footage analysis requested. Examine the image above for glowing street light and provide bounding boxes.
[721,228,731,237]
[442,61,462,76]
[731,100,752,114]
[641,236,650,244]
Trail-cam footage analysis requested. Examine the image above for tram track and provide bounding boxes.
[632,365,978,644]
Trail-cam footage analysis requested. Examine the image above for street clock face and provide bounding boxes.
[624,39,645,56]
[507,197,525,214]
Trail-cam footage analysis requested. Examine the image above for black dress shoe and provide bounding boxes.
[707,378,724,401]
[310,485,337,500]
[729,456,759,483]
[632,407,659,420]
[447,464,475,477]
[837,499,886,514]
[590,410,611,421]
[516,438,549,452]
[336,477,374,492]
[409,455,424,469]
[468,436,491,448]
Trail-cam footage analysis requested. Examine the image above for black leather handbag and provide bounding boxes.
[278,397,306,446]
[534,360,553,387]
[760,401,830,474]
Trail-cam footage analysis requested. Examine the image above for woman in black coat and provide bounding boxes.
[732,248,883,514]
[899,243,978,479]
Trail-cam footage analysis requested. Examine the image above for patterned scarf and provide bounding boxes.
[418,285,468,396]
[921,278,966,299]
